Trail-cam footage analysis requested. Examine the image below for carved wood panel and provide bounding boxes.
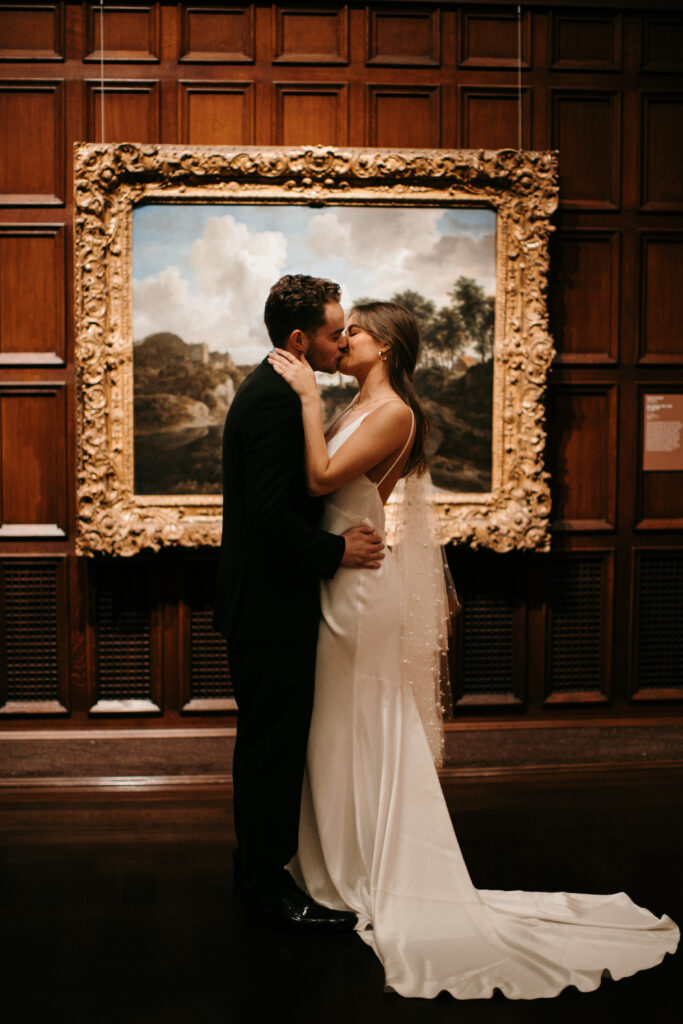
[0,80,64,204]
[641,13,683,73]
[367,7,440,67]
[0,3,64,62]
[367,85,440,147]
[459,86,532,149]
[85,79,160,143]
[459,8,531,69]
[179,81,254,145]
[548,384,618,532]
[0,385,68,539]
[180,5,254,64]
[273,5,348,65]
[550,11,622,71]
[274,83,348,145]
[639,93,683,211]
[551,90,621,210]
[0,225,66,365]
[83,2,160,63]
[638,232,683,364]
[550,230,620,365]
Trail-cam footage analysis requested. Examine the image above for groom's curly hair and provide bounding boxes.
[264,274,341,348]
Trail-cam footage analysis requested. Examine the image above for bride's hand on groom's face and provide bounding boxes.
[341,525,385,569]
[268,348,317,400]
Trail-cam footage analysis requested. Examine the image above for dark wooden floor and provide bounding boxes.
[1,767,681,1024]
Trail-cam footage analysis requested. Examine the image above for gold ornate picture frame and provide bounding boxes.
[74,143,558,556]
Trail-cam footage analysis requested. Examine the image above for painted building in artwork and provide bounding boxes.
[187,342,209,365]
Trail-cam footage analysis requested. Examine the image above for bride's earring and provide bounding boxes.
[378,349,388,362]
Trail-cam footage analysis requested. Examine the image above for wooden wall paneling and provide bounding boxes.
[0,2,682,736]
[83,2,160,63]
[551,90,621,210]
[85,79,160,143]
[449,550,526,709]
[550,230,620,366]
[367,84,440,148]
[273,82,348,145]
[544,550,613,705]
[0,80,64,205]
[366,5,440,67]
[180,4,254,63]
[630,548,683,701]
[459,7,531,69]
[0,555,69,715]
[637,231,683,365]
[639,92,683,211]
[640,11,683,73]
[179,553,235,713]
[273,4,348,65]
[459,86,532,150]
[636,385,683,532]
[90,556,163,714]
[549,383,618,532]
[0,3,64,62]
[550,10,622,71]
[0,225,66,366]
[0,383,67,539]
[179,81,254,145]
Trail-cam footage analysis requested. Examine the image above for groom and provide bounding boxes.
[214,274,383,931]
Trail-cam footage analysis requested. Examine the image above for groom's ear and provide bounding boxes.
[288,328,306,355]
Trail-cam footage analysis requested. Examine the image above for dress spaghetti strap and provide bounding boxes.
[377,409,415,487]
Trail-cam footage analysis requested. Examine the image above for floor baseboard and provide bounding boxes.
[2,721,682,784]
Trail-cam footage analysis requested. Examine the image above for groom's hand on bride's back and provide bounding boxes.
[340,526,384,569]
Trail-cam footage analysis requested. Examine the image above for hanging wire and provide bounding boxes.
[517,4,522,151]
[99,0,106,144]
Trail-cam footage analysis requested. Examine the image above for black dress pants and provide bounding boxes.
[227,630,318,896]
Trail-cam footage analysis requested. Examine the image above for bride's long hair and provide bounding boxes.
[350,301,428,477]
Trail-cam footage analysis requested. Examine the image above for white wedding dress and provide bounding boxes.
[291,413,679,1000]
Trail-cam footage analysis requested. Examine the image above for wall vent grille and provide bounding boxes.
[462,592,515,695]
[190,607,232,699]
[95,567,152,701]
[549,556,604,692]
[1,561,59,702]
[637,555,683,690]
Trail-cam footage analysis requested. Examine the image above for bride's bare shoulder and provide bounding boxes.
[372,398,413,426]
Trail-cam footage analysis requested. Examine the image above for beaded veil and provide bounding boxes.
[392,471,459,767]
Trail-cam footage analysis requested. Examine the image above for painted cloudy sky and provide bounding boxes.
[133,204,496,366]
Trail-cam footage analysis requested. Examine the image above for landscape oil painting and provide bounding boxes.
[132,203,496,497]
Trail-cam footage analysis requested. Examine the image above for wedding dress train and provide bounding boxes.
[291,414,679,1000]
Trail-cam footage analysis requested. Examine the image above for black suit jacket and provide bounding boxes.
[213,358,345,642]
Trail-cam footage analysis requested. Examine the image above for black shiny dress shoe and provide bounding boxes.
[240,883,358,934]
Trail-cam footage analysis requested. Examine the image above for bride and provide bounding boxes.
[267,300,679,1000]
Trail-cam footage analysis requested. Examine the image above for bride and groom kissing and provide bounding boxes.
[214,274,678,1000]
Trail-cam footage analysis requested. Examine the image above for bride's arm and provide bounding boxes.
[268,349,412,496]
